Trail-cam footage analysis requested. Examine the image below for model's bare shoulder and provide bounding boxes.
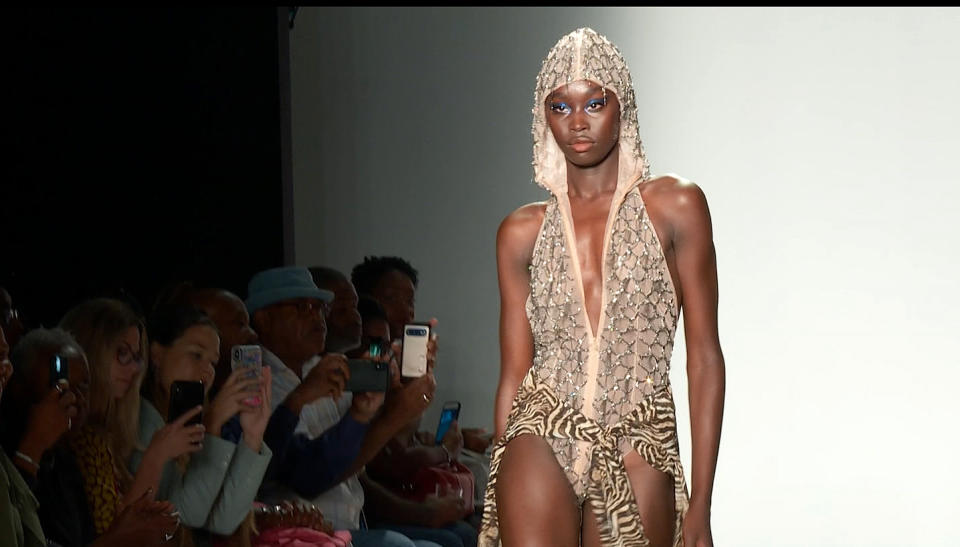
[642,174,712,239]
[497,201,548,258]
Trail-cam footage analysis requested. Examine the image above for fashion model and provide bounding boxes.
[479,28,725,547]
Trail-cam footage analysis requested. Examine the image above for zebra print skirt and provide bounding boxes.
[478,372,690,546]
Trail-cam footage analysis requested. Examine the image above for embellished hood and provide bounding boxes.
[532,27,650,197]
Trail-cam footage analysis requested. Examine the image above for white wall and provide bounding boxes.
[290,7,960,545]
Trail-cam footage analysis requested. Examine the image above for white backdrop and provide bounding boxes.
[290,7,960,545]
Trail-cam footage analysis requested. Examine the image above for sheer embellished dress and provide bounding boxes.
[478,28,691,547]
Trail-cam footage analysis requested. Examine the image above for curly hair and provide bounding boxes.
[350,256,419,297]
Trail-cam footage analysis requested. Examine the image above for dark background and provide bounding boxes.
[1,8,291,327]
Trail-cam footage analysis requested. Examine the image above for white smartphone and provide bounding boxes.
[230,345,262,405]
[401,323,430,378]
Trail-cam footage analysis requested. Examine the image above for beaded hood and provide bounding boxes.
[532,28,650,197]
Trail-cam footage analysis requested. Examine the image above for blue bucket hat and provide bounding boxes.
[245,266,334,316]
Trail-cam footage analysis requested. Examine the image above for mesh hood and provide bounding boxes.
[532,28,650,196]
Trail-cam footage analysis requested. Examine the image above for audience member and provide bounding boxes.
[0,324,46,546]
[1,286,26,349]
[59,298,205,534]
[1,327,178,546]
[247,266,439,547]
[308,267,362,354]
[131,304,272,536]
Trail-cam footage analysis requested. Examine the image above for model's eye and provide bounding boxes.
[549,102,570,114]
[586,98,606,111]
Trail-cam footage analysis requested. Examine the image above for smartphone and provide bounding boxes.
[49,354,70,387]
[230,345,262,405]
[345,359,391,393]
[401,323,430,378]
[168,380,204,426]
[435,401,461,445]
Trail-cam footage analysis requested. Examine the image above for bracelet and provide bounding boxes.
[14,451,40,471]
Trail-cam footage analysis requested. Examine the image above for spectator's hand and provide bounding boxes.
[146,406,205,463]
[386,370,437,426]
[423,492,466,528]
[462,427,494,453]
[425,318,439,373]
[298,353,349,403]
[98,488,180,546]
[238,366,273,452]
[441,420,464,459]
[16,380,78,468]
[415,430,435,446]
[206,367,264,437]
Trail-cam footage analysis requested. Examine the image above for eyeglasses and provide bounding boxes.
[276,299,330,317]
[116,343,144,367]
[1,308,19,325]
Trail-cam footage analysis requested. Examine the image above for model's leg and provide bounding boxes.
[495,433,581,547]
[579,450,675,547]
[623,449,676,547]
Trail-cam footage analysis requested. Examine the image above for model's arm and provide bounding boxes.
[493,204,543,439]
[668,181,725,547]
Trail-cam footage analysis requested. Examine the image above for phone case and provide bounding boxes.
[401,323,430,378]
[345,359,390,392]
[435,402,461,445]
[168,381,204,425]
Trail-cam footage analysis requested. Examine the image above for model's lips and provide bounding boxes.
[571,140,594,152]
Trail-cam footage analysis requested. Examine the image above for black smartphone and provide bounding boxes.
[344,359,390,393]
[168,380,204,425]
[49,354,70,387]
[435,400,461,445]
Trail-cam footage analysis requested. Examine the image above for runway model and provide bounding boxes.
[479,28,725,547]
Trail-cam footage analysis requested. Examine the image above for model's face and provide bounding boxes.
[153,325,220,397]
[545,80,620,167]
[372,270,416,342]
[109,326,143,399]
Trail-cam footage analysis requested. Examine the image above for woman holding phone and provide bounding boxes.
[132,303,273,538]
[60,298,205,534]
[482,28,725,547]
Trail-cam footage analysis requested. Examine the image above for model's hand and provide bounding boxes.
[682,503,713,547]
[238,367,272,452]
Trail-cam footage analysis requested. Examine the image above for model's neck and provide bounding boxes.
[566,146,620,199]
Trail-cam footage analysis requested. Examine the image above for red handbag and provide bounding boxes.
[402,460,475,518]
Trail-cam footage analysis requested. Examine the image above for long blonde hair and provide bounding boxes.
[60,297,148,488]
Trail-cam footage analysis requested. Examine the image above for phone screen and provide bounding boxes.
[435,401,461,445]
[49,354,69,387]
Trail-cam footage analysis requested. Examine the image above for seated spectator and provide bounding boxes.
[1,327,178,547]
[247,266,439,547]
[131,304,272,537]
[59,298,206,534]
[0,324,45,546]
[308,267,362,354]
[1,286,26,349]
[351,257,476,547]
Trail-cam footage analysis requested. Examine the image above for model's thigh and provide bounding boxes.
[495,433,581,547]
[381,524,464,547]
[623,449,675,547]
[579,451,675,547]
[350,528,441,547]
